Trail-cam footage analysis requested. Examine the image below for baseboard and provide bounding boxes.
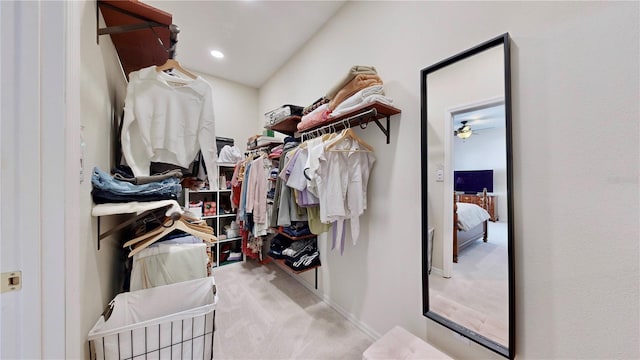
[430,267,444,277]
[269,260,381,341]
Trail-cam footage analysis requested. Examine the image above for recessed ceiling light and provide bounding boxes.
[210,50,224,59]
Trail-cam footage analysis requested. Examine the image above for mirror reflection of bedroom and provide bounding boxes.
[442,104,509,344]
[430,103,508,347]
[427,43,509,348]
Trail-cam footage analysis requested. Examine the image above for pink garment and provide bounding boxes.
[297,103,332,132]
[230,160,243,209]
[269,145,283,159]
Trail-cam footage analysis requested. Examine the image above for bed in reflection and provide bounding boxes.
[453,192,492,263]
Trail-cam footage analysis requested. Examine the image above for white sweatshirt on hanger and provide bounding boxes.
[121,66,219,189]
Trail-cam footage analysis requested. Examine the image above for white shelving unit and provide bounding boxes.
[184,164,244,268]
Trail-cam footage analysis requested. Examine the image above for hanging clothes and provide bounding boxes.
[269,141,299,228]
[277,148,308,227]
[298,130,375,254]
[320,134,375,253]
[236,151,273,261]
[283,140,331,235]
[246,155,272,237]
[120,65,220,190]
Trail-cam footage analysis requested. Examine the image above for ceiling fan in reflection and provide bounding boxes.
[454,121,473,139]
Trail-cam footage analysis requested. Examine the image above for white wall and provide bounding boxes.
[74,3,130,359]
[259,2,639,359]
[197,72,260,154]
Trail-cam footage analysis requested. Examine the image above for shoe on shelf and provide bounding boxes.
[285,250,320,271]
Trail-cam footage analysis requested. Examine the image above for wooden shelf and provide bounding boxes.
[272,227,316,241]
[265,102,401,142]
[97,0,174,79]
[217,162,237,168]
[265,116,302,136]
[246,141,282,151]
[272,258,320,275]
[201,213,236,219]
[216,236,242,243]
[296,101,401,144]
[302,101,399,131]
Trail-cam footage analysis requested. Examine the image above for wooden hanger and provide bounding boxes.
[123,218,216,247]
[123,215,215,248]
[156,58,197,80]
[322,132,337,142]
[325,128,374,152]
[123,215,216,258]
[300,130,336,149]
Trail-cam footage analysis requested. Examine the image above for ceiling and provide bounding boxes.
[143,0,346,88]
[453,104,505,133]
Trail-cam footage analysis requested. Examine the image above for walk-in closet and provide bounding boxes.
[86,1,406,357]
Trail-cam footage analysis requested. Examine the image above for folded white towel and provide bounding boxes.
[330,91,393,119]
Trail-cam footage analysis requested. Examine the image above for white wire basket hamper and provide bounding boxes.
[88,277,218,360]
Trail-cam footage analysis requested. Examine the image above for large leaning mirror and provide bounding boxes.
[421,33,514,358]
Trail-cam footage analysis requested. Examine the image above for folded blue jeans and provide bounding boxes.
[91,188,178,204]
[92,167,182,196]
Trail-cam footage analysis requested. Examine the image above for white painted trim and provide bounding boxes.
[64,1,82,359]
[40,2,68,357]
[269,261,381,341]
[0,0,3,351]
[430,267,444,278]
[443,111,453,278]
[0,1,44,358]
[447,96,505,116]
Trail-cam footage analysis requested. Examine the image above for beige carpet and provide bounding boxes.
[428,221,509,346]
[211,260,373,359]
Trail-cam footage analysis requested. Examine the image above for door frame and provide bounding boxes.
[442,96,504,278]
[0,1,77,358]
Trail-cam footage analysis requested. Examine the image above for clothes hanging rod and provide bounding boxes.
[97,21,165,36]
[299,107,378,140]
[96,0,178,59]
[167,24,179,59]
[97,1,169,36]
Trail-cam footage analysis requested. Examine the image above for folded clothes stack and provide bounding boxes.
[325,65,378,99]
[329,84,393,119]
[269,145,284,159]
[268,235,292,259]
[264,104,304,128]
[302,97,330,116]
[282,222,312,238]
[247,134,283,149]
[327,73,383,111]
[297,65,393,132]
[91,167,182,204]
[297,103,331,132]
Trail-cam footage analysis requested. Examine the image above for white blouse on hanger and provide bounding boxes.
[121,65,219,189]
[318,136,375,252]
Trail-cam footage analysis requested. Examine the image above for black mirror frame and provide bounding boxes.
[420,32,514,359]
